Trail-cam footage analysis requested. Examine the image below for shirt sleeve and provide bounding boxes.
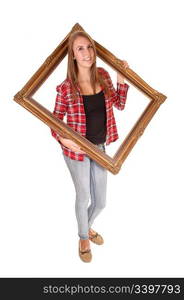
[115,82,130,110]
[51,85,67,143]
[101,67,130,110]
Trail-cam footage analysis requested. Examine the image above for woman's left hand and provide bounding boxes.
[117,60,129,83]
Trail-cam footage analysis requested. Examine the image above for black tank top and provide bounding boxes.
[82,90,107,144]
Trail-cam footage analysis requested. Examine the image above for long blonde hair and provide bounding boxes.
[67,30,111,103]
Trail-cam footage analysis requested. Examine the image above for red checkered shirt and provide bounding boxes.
[51,67,130,161]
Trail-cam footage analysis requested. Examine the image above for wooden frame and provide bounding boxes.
[13,23,167,175]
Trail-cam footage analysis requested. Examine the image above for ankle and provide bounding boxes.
[80,238,90,249]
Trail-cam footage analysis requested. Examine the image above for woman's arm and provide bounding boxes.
[103,60,130,110]
[117,60,129,84]
[116,61,129,110]
[115,81,129,110]
[50,84,67,143]
[51,84,86,154]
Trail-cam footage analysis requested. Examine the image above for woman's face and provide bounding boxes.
[72,36,95,70]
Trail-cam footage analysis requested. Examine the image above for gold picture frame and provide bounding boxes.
[13,23,167,175]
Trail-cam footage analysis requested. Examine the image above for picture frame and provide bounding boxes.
[13,23,167,174]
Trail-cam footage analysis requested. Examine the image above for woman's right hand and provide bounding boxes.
[59,137,86,154]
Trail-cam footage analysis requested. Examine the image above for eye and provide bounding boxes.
[78,47,83,50]
[88,45,93,48]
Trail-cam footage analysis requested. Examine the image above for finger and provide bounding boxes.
[75,150,86,154]
[122,60,129,68]
[78,148,86,154]
[72,146,86,154]
[72,146,80,151]
[72,144,81,150]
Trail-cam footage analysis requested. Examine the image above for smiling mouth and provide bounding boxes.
[83,58,92,61]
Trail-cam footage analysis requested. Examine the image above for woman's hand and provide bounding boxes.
[59,137,86,154]
[117,60,129,84]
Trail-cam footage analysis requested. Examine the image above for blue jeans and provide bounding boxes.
[62,143,107,240]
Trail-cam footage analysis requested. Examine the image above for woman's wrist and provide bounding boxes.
[117,73,125,84]
[59,136,65,144]
[117,79,125,84]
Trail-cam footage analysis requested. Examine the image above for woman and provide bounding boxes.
[51,30,130,263]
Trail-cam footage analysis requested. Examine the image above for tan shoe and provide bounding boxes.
[79,240,92,263]
[89,232,104,245]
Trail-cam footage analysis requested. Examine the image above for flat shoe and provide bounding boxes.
[89,232,104,245]
[79,241,92,263]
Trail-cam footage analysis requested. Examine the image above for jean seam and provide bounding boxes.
[88,162,97,227]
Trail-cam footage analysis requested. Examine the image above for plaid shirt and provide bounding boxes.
[51,67,129,161]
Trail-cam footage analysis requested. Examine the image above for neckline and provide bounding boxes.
[82,89,103,97]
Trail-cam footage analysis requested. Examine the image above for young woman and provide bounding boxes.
[51,30,130,262]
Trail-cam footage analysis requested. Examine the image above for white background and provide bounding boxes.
[0,0,184,277]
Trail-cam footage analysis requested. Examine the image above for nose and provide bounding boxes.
[83,48,90,58]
